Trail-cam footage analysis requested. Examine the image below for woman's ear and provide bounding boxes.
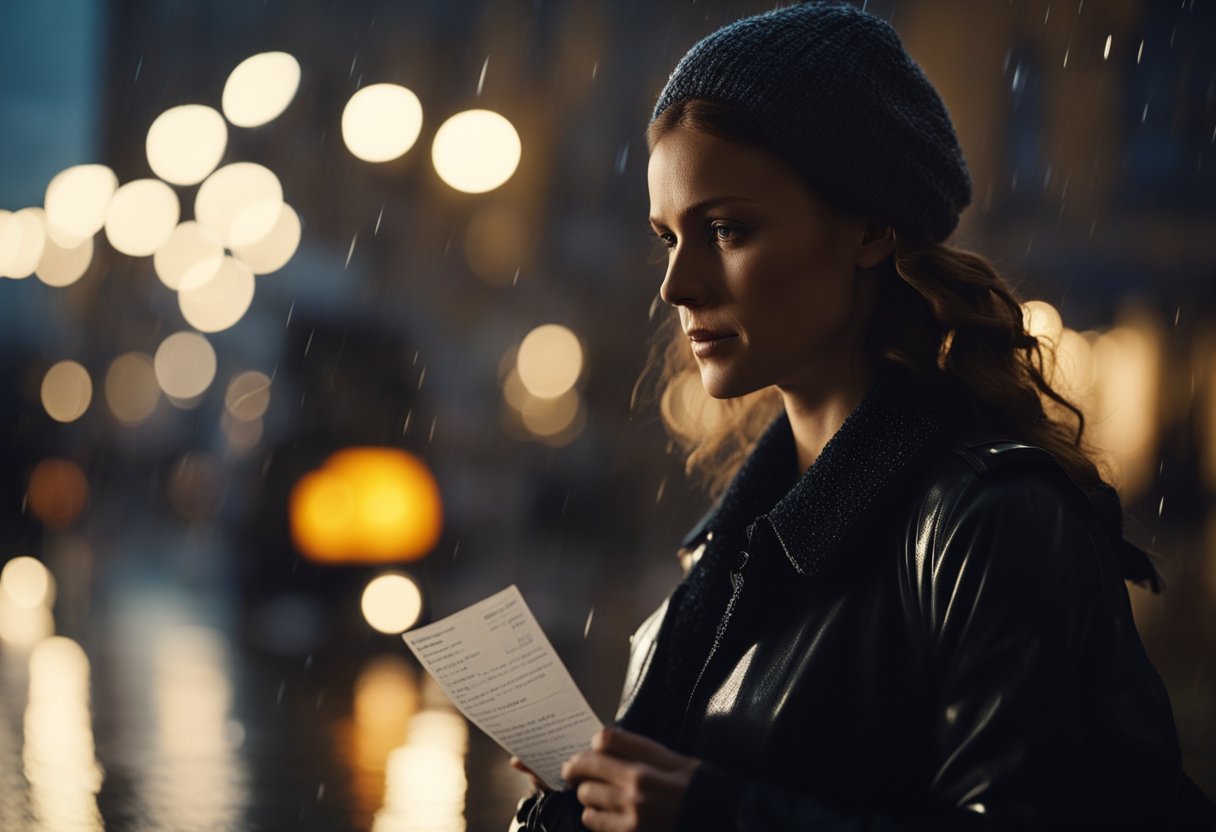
[857,221,896,269]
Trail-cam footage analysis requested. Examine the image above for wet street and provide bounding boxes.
[0,577,532,831]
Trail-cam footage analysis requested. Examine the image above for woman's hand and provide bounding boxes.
[509,756,547,793]
[561,727,700,832]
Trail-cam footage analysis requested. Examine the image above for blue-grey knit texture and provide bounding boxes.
[652,1,972,244]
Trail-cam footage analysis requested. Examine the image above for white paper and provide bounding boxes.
[403,585,601,790]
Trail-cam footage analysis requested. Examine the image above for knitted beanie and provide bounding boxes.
[652,1,972,244]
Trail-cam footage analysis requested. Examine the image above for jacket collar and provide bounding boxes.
[680,378,950,578]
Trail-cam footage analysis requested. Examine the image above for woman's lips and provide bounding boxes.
[689,332,737,357]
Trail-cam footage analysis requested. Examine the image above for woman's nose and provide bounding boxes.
[658,246,707,308]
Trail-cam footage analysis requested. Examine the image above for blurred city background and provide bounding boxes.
[0,0,1213,829]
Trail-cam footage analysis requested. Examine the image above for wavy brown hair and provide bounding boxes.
[633,98,1104,501]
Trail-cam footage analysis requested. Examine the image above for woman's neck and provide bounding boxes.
[779,372,873,477]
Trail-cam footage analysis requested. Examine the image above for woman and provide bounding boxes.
[512,3,1211,829]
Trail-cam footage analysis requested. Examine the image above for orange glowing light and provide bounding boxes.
[27,458,89,529]
[289,448,443,564]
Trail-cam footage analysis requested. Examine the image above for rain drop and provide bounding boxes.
[615,144,629,175]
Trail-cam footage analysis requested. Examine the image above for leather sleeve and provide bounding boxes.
[674,467,1182,831]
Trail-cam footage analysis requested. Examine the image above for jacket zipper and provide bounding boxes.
[678,545,751,739]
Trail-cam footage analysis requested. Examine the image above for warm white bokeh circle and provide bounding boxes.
[231,203,300,274]
[516,324,582,398]
[520,389,581,437]
[104,352,160,426]
[41,360,93,423]
[0,556,55,609]
[44,164,117,242]
[153,221,225,290]
[224,370,271,421]
[1022,300,1064,349]
[0,207,46,279]
[431,109,521,193]
[361,573,423,634]
[222,52,301,128]
[104,179,180,257]
[194,162,284,249]
[154,332,217,399]
[178,255,256,333]
[342,83,424,163]
[36,225,94,287]
[146,104,228,186]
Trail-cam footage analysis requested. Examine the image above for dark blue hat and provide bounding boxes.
[652,2,972,244]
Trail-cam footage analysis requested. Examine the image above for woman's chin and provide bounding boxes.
[698,370,759,400]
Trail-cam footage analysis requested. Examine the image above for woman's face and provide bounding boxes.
[647,126,890,402]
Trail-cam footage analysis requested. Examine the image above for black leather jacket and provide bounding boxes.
[512,382,1209,831]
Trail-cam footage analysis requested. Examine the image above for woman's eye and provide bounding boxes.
[657,232,677,249]
[711,224,740,243]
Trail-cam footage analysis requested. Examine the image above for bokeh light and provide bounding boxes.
[41,360,93,423]
[1,556,55,609]
[222,52,301,128]
[360,573,423,635]
[347,655,419,820]
[431,109,521,193]
[154,332,217,399]
[516,324,582,398]
[224,370,271,421]
[1051,328,1096,403]
[27,459,89,529]
[1022,300,1064,350]
[44,164,117,243]
[230,203,300,275]
[153,221,225,291]
[341,83,424,163]
[520,389,581,438]
[25,636,105,829]
[105,352,161,426]
[374,702,468,832]
[146,104,228,186]
[104,179,180,257]
[290,448,444,564]
[35,226,94,287]
[0,592,54,647]
[194,162,284,249]
[0,207,47,279]
[178,255,256,333]
[1091,320,1161,500]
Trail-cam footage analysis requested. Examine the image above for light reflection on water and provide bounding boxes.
[24,636,104,831]
[107,592,250,832]
[343,658,469,832]
[149,625,248,830]
[373,706,469,832]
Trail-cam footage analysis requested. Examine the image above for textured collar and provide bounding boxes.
[680,379,950,578]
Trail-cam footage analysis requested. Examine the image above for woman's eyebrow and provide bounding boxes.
[649,195,759,228]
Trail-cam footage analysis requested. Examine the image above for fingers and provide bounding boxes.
[576,779,626,813]
[509,756,544,791]
[562,748,634,786]
[581,806,629,832]
[592,727,687,771]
